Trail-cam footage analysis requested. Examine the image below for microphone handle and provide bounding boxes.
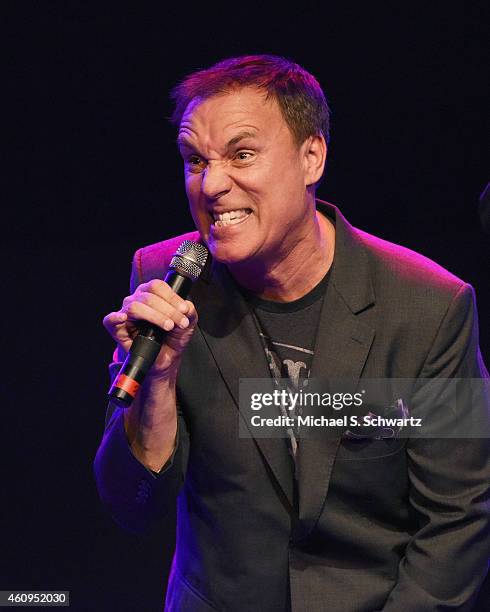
[108,270,193,407]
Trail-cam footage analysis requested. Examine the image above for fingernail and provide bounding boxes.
[180,317,189,328]
[164,319,174,331]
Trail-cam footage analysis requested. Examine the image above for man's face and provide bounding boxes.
[177,86,315,265]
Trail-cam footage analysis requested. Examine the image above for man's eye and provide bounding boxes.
[185,156,205,172]
[235,151,254,161]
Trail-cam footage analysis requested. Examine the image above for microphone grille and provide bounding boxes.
[169,240,209,281]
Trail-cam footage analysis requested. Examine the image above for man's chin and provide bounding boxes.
[207,240,253,265]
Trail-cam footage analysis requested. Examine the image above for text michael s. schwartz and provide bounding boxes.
[249,415,423,428]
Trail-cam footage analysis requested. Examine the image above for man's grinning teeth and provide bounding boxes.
[212,208,252,227]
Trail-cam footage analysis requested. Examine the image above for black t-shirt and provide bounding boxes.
[240,269,330,387]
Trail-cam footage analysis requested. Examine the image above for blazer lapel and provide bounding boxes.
[191,261,295,508]
[296,201,376,535]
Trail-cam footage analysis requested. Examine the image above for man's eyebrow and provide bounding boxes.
[176,130,258,150]
[225,130,258,148]
[176,135,194,149]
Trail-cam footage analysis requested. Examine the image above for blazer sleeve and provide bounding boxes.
[93,249,189,535]
[380,283,490,611]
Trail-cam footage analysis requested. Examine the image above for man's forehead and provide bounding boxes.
[178,87,282,136]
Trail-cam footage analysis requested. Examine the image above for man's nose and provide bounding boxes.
[201,162,232,200]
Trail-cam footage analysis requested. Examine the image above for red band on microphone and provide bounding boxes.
[114,374,140,398]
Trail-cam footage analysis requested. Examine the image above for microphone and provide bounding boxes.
[108,240,209,407]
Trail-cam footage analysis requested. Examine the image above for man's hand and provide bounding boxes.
[103,278,198,379]
[102,279,198,471]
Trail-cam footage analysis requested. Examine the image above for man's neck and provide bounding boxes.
[228,211,335,302]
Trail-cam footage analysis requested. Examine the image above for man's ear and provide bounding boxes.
[303,134,327,186]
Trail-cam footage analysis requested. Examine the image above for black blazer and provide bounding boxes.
[95,201,490,611]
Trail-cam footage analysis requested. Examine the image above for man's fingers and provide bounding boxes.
[123,300,191,332]
[103,311,128,331]
[111,283,197,339]
[138,279,190,314]
[130,291,191,329]
[184,300,198,324]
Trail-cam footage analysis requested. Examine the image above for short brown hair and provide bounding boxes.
[170,54,331,146]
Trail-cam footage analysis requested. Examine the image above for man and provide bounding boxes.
[94,55,489,611]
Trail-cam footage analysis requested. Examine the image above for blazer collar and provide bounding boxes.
[191,200,376,517]
[315,199,375,314]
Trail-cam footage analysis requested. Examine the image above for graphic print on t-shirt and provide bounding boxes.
[255,325,317,461]
[261,336,313,388]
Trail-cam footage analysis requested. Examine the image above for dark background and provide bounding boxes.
[3,2,489,611]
